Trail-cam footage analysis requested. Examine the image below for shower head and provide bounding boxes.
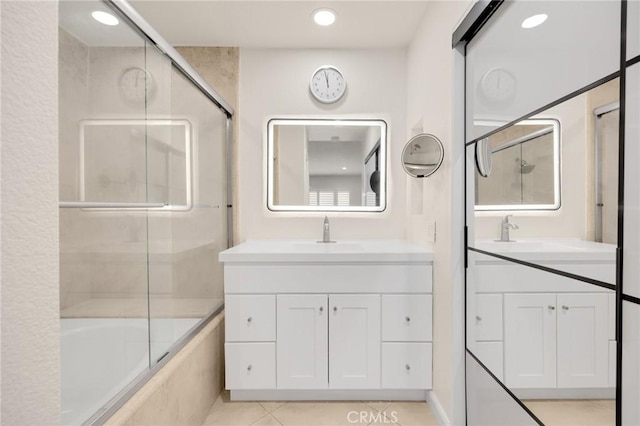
[520,160,536,174]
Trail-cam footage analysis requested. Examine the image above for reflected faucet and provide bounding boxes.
[320,216,335,243]
[498,215,519,242]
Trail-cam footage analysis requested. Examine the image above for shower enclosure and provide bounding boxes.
[58,1,233,424]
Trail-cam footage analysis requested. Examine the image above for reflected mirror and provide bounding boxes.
[475,119,560,210]
[401,134,444,178]
[267,118,387,212]
[475,138,492,177]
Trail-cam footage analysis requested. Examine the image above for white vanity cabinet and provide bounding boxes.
[470,249,616,397]
[219,240,433,400]
[276,295,328,389]
[329,294,381,389]
[504,293,609,389]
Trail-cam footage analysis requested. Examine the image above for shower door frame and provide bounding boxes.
[594,102,620,243]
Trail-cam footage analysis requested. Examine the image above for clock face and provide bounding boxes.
[119,66,155,103]
[309,66,346,104]
[479,68,516,103]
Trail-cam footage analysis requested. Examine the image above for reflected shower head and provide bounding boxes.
[520,160,536,174]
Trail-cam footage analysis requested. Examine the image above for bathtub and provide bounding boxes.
[61,318,199,425]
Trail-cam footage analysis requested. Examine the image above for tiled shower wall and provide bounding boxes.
[59,31,239,318]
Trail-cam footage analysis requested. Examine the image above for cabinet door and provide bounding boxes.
[504,293,557,388]
[329,294,381,389]
[557,293,609,388]
[475,294,503,341]
[277,295,328,389]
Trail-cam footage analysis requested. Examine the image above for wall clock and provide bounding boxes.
[119,66,156,103]
[309,65,346,104]
[479,67,516,103]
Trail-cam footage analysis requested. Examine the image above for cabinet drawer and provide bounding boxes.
[381,343,432,389]
[225,343,276,389]
[225,295,275,342]
[381,295,432,342]
[475,294,503,341]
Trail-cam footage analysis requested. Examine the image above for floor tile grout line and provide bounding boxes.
[250,412,283,426]
[249,412,270,426]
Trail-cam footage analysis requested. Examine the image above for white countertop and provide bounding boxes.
[472,238,616,263]
[219,239,433,263]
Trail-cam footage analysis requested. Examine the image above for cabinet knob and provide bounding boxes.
[247,316,253,322]
[247,365,252,371]
[562,305,569,311]
[475,316,482,321]
[319,306,324,312]
[405,364,411,371]
[548,305,555,310]
[405,316,411,322]
[333,306,338,312]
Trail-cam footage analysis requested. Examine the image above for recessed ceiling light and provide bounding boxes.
[92,10,119,26]
[521,14,548,29]
[313,8,336,26]
[341,166,347,170]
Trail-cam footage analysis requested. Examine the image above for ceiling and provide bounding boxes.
[127,1,430,48]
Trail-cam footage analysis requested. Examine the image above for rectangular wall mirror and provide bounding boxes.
[475,119,561,211]
[267,118,387,212]
[79,119,192,211]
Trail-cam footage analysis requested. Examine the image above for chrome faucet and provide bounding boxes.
[320,216,335,243]
[498,215,519,242]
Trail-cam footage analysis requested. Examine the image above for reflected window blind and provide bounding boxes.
[308,190,351,206]
[365,192,376,206]
[337,191,350,206]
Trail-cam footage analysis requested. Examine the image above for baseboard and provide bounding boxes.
[426,390,450,426]
[231,389,427,401]
[513,387,616,400]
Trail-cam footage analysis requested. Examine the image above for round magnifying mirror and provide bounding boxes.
[475,138,493,177]
[401,134,444,178]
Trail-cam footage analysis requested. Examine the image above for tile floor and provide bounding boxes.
[202,391,438,426]
[523,399,615,426]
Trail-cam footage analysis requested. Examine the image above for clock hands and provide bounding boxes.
[324,70,329,88]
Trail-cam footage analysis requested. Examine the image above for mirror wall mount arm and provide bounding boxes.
[103,0,234,117]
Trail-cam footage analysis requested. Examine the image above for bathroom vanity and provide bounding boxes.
[468,239,616,398]
[219,240,433,400]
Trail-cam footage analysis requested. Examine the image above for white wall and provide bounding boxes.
[1,1,60,424]
[276,125,307,205]
[238,48,406,241]
[406,1,473,424]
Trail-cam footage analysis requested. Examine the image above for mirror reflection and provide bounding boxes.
[267,119,386,212]
[475,119,560,210]
[471,78,619,285]
[401,133,444,178]
[467,77,620,426]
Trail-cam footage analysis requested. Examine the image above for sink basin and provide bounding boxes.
[292,242,364,252]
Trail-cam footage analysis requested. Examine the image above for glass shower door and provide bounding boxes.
[59,2,155,422]
[145,45,228,364]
